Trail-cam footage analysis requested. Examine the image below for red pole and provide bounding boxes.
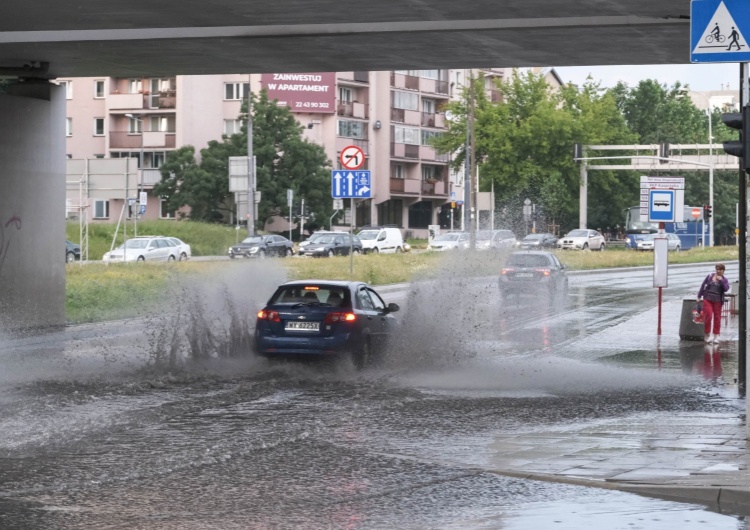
[657,286,662,335]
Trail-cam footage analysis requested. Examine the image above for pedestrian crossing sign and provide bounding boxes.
[692,0,750,62]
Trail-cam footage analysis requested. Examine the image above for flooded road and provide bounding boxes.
[0,259,745,529]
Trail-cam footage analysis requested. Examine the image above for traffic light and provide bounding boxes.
[705,204,713,219]
[450,201,456,209]
[722,106,750,172]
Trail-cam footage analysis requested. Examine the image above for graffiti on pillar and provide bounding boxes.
[0,215,22,272]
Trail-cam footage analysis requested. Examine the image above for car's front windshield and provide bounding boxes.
[314,235,336,244]
[524,234,543,241]
[241,237,263,244]
[507,255,551,267]
[435,233,460,242]
[567,230,588,237]
[357,230,379,240]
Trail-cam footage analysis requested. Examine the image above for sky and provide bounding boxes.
[554,63,739,92]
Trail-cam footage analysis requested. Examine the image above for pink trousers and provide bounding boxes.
[703,299,723,335]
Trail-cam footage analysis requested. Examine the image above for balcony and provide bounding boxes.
[391,108,405,123]
[108,91,177,111]
[421,112,446,128]
[140,168,163,186]
[489,89,502,103]
[390,178,421,194]
[420,145,450,163]
[391,143,420,159]
[420,78,450,96]
[109,131,176,149]
[336,137,368,154]
[421,179,448,196]
[390,72,420,91]
[337,101,368,119]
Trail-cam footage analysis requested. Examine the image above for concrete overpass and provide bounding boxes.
[0,1,693,332]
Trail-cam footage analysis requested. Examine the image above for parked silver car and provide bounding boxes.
[103,236,180,263]
[635,233,681,252]
[557,229,606,251]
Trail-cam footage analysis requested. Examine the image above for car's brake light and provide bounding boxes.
[501,268,513,275]
[324,312,356,324]
[257,309,281,322]
[535,268,551,276]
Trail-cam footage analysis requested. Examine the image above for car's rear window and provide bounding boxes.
[506,255,552,267]
[270,286,348,306]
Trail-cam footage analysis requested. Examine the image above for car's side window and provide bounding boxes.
[357,288,374,310]
[367,288,386,311]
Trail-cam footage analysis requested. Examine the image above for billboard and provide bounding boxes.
[260,72,335,113]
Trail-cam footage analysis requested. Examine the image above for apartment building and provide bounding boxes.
[62,69,508,237]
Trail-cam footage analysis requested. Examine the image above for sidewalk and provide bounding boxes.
[484,299,750,513]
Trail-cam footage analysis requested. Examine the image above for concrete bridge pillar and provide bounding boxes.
[0,81,65,334]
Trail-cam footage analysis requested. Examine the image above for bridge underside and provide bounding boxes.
[1,1,690,78]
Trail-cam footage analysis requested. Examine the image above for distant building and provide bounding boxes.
[61,68,562,237]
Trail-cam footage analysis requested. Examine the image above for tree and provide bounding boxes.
[155,90,332,230]
[433,70,636,234]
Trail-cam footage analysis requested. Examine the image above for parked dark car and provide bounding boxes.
[66,240,81,263]
[254,280,400,369]
[519,233,558,249]
[228,235,294,258]
[499,250,568,299]
[298,232,363,257]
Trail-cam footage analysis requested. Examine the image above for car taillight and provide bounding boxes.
[501,268,513,275]
[535,268,551,276]
[324,312,356,324]
[257,309,281,322]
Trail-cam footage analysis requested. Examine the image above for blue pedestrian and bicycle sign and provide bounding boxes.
[691,0,750,62]
[331,170,371,199]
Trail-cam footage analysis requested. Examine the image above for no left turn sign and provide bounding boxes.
[340,145,365,170]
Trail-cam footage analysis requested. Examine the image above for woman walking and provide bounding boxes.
[697,263,730,343]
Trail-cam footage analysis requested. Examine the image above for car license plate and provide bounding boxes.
[515,273,533,278]
[285,321,320,331]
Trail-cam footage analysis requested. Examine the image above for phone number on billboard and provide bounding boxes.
[295,102,330,108]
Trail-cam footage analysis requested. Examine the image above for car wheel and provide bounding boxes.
[180,252,187,261]
[66,251,75,263]
[168,255,176,262]
[599,243,605,251]
[137,256,145,262]
[396,246,403,253]
[327,249,335,257]
[229,254,235,259]
[258,250,266,259]
[285,248,293,257]
[353,248,361,255]
[675,245,681,252]
[582,243,589,250]
[352,338,373,370]
[372,247,379,254]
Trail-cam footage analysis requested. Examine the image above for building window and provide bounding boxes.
[160,199,174,219]
[408,201,433,228]
[94,154,105,159]
[224,119,242,135]
[225,83,249,100]
[394,126,420,145]
[392,164,405,179]
[421,130,443,145]
[57,80,73,99]
[422,98,436,114]
[129,79,142,94]
[128,117,142,134]
[377,199,403,227]
[66,118,72,137]
[148,116,171,132]
[152,152,165,168]
[421,70,439,80]
[337,120,366,139]
[94,80,105,98]
[392,91,418,110]
[93,118,105,136]
[93,200,110,219]
[422,165,441,181]
[395,70,420,77]
[339,87,353,103]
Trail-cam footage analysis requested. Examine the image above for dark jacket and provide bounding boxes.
[698,273,730,303]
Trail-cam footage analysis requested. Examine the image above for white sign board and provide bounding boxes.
[653,237,669,287]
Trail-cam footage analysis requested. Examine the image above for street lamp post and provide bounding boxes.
[691,93,715,247]
[125,113,144,238]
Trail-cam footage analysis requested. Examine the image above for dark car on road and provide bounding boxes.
[66,240,81,263]
[228,235,294,259]
[499,250,568,299]
[254,280,400,369]
[298,232,363,257]
[519,233,558,249]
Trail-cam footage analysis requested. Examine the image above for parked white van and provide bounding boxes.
[357,226,405,254]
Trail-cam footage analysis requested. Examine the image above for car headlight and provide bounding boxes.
[249,247,259,253]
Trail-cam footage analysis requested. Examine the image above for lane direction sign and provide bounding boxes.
[691,0,750,62]
[332,170,371,198]
[339,145,365,170]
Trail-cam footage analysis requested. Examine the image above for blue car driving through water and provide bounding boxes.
[254,280,400,369]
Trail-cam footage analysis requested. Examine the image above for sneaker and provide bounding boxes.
[705,334,712,343]
[713,336,720,344]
